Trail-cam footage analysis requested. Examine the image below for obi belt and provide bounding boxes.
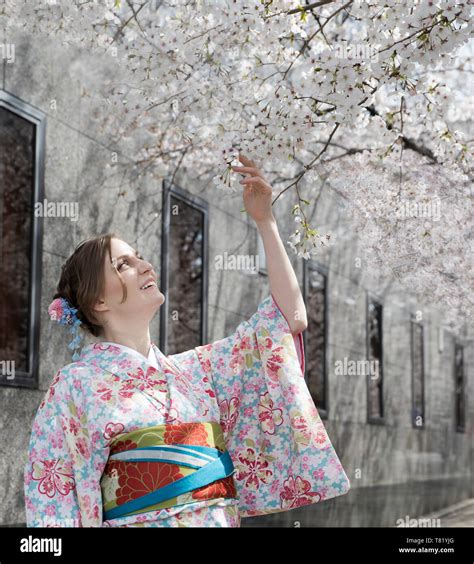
[100,421,238,520]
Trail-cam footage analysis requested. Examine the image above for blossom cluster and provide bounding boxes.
[2,0,471,326]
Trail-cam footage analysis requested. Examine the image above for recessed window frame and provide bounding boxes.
[366,293,384,425]
[0,90,45,389]
[410,316,425,430]
[257,232,267,276]
[302,259,328,419]
[160,178,208,354]
[454,340,465,434]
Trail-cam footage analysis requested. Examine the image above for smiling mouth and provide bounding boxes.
[140,282,157,290]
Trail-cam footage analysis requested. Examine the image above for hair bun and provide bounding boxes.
[48,296,84,361]
[48,297,81,327]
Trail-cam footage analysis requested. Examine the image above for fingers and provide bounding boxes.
[232,165,261,174]
[239,176,272,191]
[232,166,266,181]
[238,153,256,166]
[234,152,258,168]
[239,175,261,183]
[232,154,266,182]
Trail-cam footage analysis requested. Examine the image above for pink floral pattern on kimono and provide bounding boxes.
[24,294,350,527]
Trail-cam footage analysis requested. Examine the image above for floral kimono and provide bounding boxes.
[24,294,351,527]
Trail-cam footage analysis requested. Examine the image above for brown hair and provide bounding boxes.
[52,232,127,337]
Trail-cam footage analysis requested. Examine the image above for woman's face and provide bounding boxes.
[94,238,165,325]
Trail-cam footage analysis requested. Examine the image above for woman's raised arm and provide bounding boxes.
[232,154,308,335]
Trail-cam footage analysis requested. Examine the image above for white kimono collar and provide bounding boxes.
[76,341,171,378]
[98,341,160,368]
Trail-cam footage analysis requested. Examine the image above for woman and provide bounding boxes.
[24,154,350,527]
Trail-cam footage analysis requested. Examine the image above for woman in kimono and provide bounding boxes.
[24,154,350,527]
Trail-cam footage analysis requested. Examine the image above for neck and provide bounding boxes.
[100,327,152,359]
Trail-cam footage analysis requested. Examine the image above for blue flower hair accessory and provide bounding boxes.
[48,297,84,361]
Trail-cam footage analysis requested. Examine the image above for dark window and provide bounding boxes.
[160,181,208,354]
[257,233,267,275]
[411,320,425,429]
[0,91,45,388]
[367,296,383,422]
[454,342,465,433]
[303,264,327,416]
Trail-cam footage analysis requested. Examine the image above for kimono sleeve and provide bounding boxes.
[23,369,104,527]
[194,293,351,518]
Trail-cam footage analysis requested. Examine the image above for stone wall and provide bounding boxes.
[0,30,471,527]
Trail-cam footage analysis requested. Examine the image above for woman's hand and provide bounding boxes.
[232,153,275,225]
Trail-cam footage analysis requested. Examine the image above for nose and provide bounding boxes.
[139,258,157,279]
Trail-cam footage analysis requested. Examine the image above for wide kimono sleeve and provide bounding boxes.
[23,368,105,527]
[193,293,351,518]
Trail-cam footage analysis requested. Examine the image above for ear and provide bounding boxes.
[93,297,109,314]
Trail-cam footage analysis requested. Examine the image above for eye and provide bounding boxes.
[118,259,129,270]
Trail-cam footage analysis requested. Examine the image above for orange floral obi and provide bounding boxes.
[100,422,237,521]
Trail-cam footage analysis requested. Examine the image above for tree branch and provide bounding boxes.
[287,0,335,15]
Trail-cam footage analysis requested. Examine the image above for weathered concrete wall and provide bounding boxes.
[0,30,471,527]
